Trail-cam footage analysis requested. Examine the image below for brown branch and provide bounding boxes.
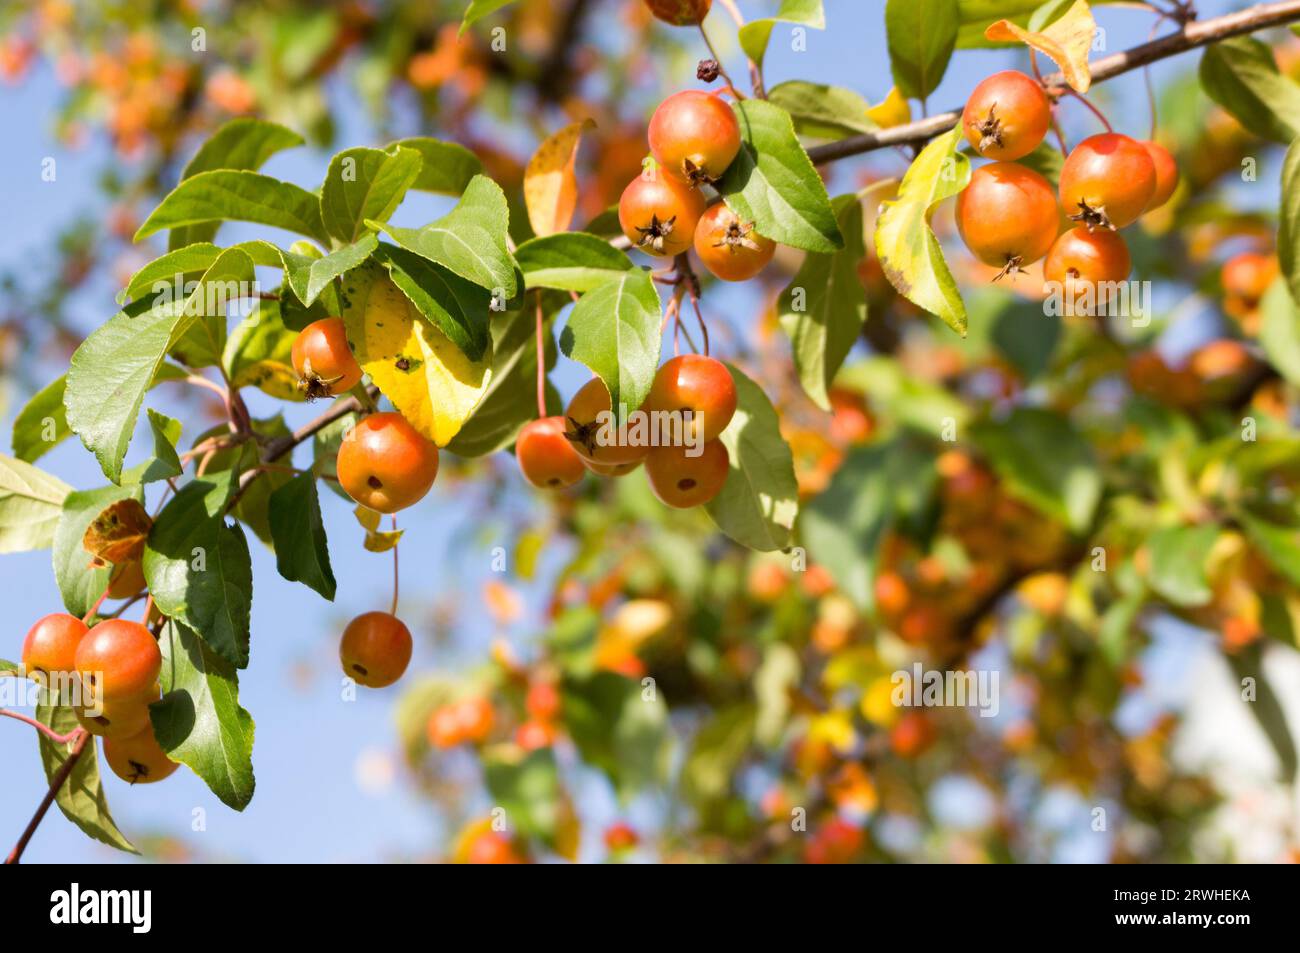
[6,729,89,864]
[806,1,1300,166]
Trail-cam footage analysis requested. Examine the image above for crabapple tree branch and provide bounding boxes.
[805,1,1300,165]
[5,728,89,865]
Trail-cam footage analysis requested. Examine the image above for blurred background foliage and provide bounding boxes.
[3,0,1300,863]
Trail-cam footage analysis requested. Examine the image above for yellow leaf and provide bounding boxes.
[985,0,1095,93]
[523,119,595,237]
[363,529,404,553]
[866,86,911,129]
[343,260,492,446]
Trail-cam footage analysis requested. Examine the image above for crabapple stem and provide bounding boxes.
[81,583,111,625]
[534,293,547,419]
[803,1,1300,164]
[5,728,89,865]
[390,516,400,618]
[1065,88,1113,132]
[0,708,81,745]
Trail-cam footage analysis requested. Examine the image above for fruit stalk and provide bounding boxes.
[5,728,89,864]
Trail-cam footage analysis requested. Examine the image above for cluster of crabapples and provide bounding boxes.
[957,70,1178,305]
[21,613,176,785]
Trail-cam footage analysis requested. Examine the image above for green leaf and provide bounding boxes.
[268,473,336,600]
[1279,138,1300,307]
[36,699,137,853]
[447,304,561,458]
[389,137,484,195]
[120,410,183,485]
[837,356,972,437]
[152,620,256,810]
[482,747,562,842]
[718,100,843,253]
[874,125,969,334]
[991,299,1060,379]
[171,119,304,250]
[120,243,222,305]
[682,705,756,810]
[136,170,329,246]
[970,407,1100,533]
[371,175,518,298]
[195,416,293,544]
[52,485,140,615]
[181,117,304,179]
[282,235,379,307]
[558,270,661,420]
[144,472,253,669]
[738,0,825,71]
[222,299,303,402]
[561,672,669,795]
[516,233,635,292]
[886,0,960,101]
[800,443,899,611]
[66,247,256,483]
[0,453,72,554]
[1199,37,1300,144]
[1260,279,1300,387]
[705,364,800,552]
[372,242,492,362]
[460,0,518,36]
[312,412,358,503]
[1146,523,1218,607]
[777,194,867,409]
[1240,511,1300,589]
[320,146,422,245]
[12,376,69,463]
[767,80,878,139]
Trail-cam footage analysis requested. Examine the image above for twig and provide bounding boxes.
[5,729,89,864]
[804,2,1300,165]
[0,709,81,745]
[535,292,548,418]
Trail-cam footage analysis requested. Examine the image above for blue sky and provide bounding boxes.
[0,0,1269,863]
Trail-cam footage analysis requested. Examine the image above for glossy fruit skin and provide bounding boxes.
[955,162,1059,273]
[618,172,706,257]
[466,831,523,864]
[564,378,651,466]
[337,412,439,513]
[644,0,711,26]
[103,726,179,784]
[1059,133,1156,230]
[340,612,413,688]
[583,458,643,477]
[77,693,153,739]
[292,317,363,399]
[1044,226,1132,315]
[648,90,741,185]
[693,203,776,281]
[961,70,1051,161]
[645,439,730,508]
[22,613,88,681]
[644,354,737,444]
[1140,140,1179,211]
[74,620,161,703]
[516,417,586,489]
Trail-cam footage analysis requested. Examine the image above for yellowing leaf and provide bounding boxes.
[523,119,594,238]
[985,0,1095,92]
[343,261,492,446]
[353,505,403,552]
[867,86,912,128]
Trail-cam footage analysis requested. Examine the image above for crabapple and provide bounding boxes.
[643,354,737,443]
[74,619,161,702]
[1043,226,1132,316]
[618,171,706,257]
[648,89,741,185]
[76,693,153,739]
[961,70,1051,161]
[644,438,730,508]
[103,725,179,784]
[643,0,711,26]
[336,412,439,513]
[955,162,1059,277]
[21,613,88,682]
[339,611,413,688]
[693,203,775,281]
[1140,140,1179,212]
[1059,133,1156,230]
[516,416,587,489]
[583,458,643,477]
[292,317,363,399]
[564,378,651,466]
